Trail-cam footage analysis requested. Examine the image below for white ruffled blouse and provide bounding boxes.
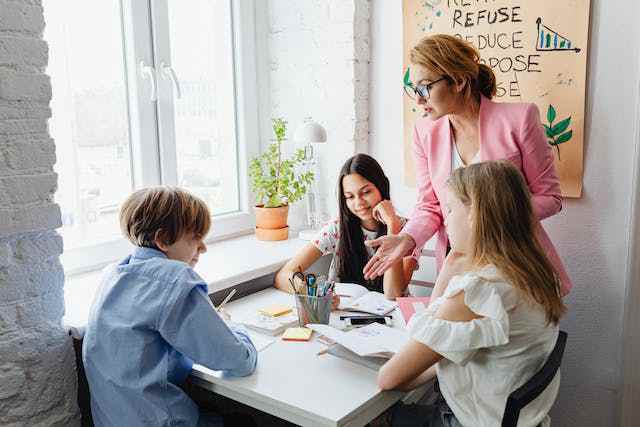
[407,266,559,427]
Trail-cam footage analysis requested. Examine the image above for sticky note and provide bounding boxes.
[281,327,313,342]
[258,304,292,317]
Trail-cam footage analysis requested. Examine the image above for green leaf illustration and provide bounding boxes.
[403,67,412,87]
[545,105,573,160]
[547,104,556,123]
[551,117,571,136]
[555,130,573,145]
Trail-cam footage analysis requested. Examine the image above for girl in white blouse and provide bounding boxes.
[377,160,567,427]
[275,154,421,299]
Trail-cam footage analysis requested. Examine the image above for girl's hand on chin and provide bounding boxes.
[372,200,400,230]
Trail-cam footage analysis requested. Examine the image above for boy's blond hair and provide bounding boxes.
[119,187,210,248]
[447,161,566,324]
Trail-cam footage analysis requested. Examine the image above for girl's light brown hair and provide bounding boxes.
[410,34,496,103]
[447,161,566,324]
[119,187,210,248]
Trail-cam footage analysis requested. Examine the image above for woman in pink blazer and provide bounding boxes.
[364,34,572,296]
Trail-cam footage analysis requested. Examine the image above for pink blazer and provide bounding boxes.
[403,96,572,296]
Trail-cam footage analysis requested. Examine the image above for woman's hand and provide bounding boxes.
[372,200,402,233]
[363,233,416,280]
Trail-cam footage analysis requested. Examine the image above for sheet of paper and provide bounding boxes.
[246,330,276,352]
[308,323,409,357]
[397,296,431,324]
[334,283,368,306]
[412,302,427,314]
[345,292,397,315]
[308,324,383,357]
[350,323,409,354]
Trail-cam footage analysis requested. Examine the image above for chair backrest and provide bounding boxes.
[72,337,94,427]
[501,330,567,427]
[408,248,437,296]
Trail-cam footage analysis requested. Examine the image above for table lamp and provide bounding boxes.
[294,118,327,240]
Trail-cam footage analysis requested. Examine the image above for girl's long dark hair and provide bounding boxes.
[336,154,390,291]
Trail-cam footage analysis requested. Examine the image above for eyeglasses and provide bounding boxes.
[403,76,448,100]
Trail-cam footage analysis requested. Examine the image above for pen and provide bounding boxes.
[339,314,392,319]
[288,277,298,294]
[216,288,237,311]
[317,347,330,356]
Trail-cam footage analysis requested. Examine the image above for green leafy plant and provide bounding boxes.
[544,104,573,160]
[403,67,412,88]
[249,118,314,208]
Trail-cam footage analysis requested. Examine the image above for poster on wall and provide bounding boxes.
[403,0,591,197]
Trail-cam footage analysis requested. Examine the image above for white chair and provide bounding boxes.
[408,248,437,297]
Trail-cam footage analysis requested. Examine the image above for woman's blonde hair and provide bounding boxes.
[447,161,566,324]
[119,187,210,248]
[410,34,496,103]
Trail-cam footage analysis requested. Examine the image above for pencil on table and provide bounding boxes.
[317,346,330,356]
[216,288,237,311]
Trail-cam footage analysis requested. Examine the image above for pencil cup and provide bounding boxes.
[294,294,332,327]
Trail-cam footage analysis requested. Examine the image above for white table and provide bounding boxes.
[191,288,421,427]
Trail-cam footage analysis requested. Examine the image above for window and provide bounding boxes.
[44,0,259,275]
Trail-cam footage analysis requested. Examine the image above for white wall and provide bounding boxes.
[255,0,371,227]
[370,1,639,425]
[0,0,79,425]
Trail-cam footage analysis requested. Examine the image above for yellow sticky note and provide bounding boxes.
[282,327,313,342]
[258,304,292,317]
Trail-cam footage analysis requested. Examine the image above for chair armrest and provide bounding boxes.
[409,280,435,288]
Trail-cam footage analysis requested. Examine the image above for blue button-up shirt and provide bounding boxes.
[83,247,257,426]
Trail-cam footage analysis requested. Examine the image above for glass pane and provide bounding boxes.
[44,0,133,250]
[167,0,240,215]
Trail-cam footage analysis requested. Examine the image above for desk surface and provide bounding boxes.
[191,288,413,427]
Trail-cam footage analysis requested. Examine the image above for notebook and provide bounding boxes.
[308,322,409,359]
[335,283,397,315]
[326,344,386,370]
[237,312,299,336]
[258,304,293,317]
[396,297,431,324]
[245,330,276,352]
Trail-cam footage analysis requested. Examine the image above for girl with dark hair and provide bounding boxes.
[275,153,420,299]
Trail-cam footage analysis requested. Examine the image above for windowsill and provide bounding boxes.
[63,231,308,337]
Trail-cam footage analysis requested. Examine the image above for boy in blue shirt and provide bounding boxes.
[83,187,257,426]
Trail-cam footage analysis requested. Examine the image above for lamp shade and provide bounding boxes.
[294,120,327,143]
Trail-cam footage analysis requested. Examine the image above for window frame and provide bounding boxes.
[57,0,259,276]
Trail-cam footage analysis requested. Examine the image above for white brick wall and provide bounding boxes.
[0,0,79,425]
[257,0,371,224]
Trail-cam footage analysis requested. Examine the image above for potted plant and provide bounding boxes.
[249,118,314,240]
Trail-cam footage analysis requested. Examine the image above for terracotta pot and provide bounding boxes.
[255,226,289,241]
[254,204,289,230]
